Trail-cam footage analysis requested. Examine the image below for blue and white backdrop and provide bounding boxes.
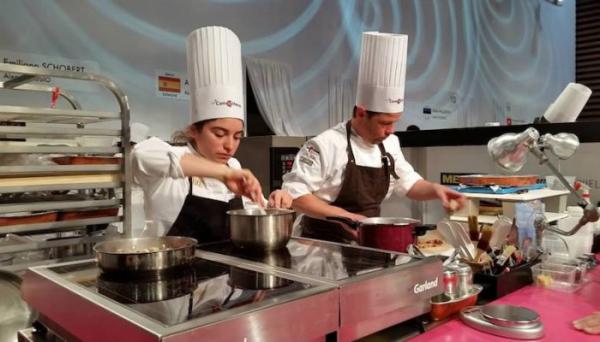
[0,0,574,138]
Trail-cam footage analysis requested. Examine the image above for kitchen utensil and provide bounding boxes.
[489,216,513,250]
[94,236,197,274]
[430,284,482,321]
[460,305,544,340]
[476,225,493,259]
[326,216,434,253]
[450,221,476,260]
[227,208,295,251]
[437,220,472,260]
[446,262,473,298]
[457,175,539,187]
[507,218,519,246]
[468,216,480,242]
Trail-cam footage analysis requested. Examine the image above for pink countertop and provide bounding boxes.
[410,263,600,341]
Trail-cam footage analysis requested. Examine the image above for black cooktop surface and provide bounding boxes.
[199,238,417,281]
[48,258,315,327]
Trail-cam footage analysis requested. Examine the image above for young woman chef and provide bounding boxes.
[132,26,291,242]
[282,32,466,244]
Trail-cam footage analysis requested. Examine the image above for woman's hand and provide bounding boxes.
[573,312,600,334]
[222,169,264,205]
[267,190,293,209]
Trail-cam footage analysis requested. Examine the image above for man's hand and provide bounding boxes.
[268,190,293,209]
[222,169,264,205]
[432,183,467,212]
[573,312,600,334]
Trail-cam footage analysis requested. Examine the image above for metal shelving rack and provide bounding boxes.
[0,63,131,271]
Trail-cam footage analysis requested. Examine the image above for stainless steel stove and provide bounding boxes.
[198,237,443,341]
[21,257,339,341]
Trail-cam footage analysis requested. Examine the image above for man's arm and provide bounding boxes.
[292,194,366,221]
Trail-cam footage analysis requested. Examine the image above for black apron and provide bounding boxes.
[167,177,243,243]
[301,120,400,243]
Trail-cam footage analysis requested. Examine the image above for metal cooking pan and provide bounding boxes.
[326,216,435,253]
[227,208,295,251]
[93,236,197,273]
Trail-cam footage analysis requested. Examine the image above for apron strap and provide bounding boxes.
[345,120,357,163]
[188,177,193,195]
[377,143,400,180]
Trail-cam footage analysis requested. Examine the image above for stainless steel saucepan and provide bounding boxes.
[227,208,295,251]
[93,236,197,273]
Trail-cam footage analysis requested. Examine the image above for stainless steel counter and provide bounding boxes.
[198,237,443,341]
[21,257,338,341]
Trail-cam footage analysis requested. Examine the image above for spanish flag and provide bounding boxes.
[158,75,181,93]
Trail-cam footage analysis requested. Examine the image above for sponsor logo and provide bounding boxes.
[413,277,439,294]
[387,98,403,104]
[213,99,241,108]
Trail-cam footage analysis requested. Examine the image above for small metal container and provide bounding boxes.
[453,263,473,297]
[443,269,458,298]
[227,208,295,251]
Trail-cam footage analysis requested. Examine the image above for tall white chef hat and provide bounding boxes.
[186,26,244,124]
[356,32,408,113]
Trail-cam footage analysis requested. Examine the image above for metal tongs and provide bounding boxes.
[437,219,475,261]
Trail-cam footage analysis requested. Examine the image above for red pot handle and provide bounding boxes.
[325,216,360,230]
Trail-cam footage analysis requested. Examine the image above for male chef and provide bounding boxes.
[282,32,466,243]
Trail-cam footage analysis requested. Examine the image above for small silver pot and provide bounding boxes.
[227,208,295,251]
[93,236,197,273]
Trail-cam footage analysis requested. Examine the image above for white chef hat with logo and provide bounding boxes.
[356,32,408,113]
[186,26,244,123]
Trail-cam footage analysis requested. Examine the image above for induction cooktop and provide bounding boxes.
[198,238,418,281]
[46,258,316,327]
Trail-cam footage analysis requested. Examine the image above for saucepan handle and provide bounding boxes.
[325,216,360,230]
[414,224,436,236]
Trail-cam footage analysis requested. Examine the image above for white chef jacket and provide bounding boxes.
[131,137,249,236]
[282,121,422,203]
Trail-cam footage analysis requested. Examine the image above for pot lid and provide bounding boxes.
[360,217,420,225]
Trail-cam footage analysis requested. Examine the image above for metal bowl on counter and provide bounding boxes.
[227,208,295,251]
[229,249,292,290]
[93,236,197,274]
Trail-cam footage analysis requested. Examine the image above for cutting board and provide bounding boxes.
[457,175,538,187]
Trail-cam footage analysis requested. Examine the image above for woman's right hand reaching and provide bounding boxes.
[222,168,264,205]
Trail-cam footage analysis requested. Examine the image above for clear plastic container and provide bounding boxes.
[531,262,580,292]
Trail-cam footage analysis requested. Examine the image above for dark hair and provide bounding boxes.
[352,106,380,118]
[170,119,217,144]
[193,119,217,132]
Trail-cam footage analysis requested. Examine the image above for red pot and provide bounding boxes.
[326,216,435,253]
